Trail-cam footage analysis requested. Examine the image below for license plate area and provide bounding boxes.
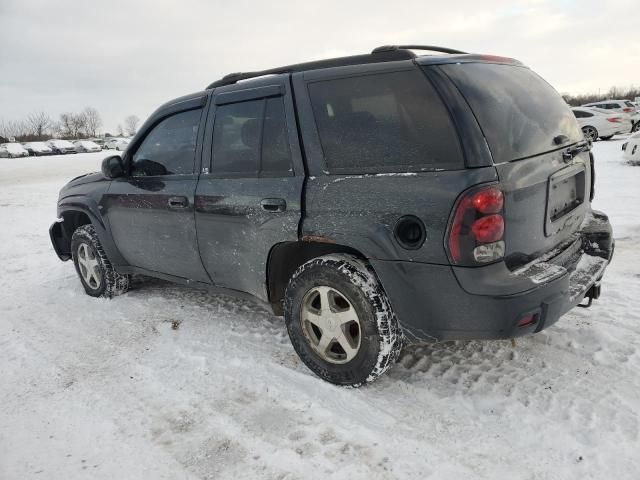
[545,166,585,237]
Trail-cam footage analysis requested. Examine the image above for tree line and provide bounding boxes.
[0,109,140,142]
[563,85,640,106]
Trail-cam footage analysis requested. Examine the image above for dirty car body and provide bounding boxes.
[50,45,614,383]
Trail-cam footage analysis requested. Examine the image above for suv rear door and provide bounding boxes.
[195,77,305,300]
[438,62,591,267]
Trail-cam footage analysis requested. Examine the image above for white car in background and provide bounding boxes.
[571,107,629,141]
[22,142,53,156]
[104,138,131,151]
[0,143,30,158]
[622,132,640,164]
[46,139,77,154]
[582,99,639,132]
[73,140,102,153]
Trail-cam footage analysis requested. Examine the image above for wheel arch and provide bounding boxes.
[54,205,126,266]
[266,240,369,315]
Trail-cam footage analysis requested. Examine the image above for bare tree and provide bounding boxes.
[116,124,124,137]
[58,113,75,138]
[0,119,29,140]
[563,84,640,106]
[26,112,54,139]
[83,107,102,137]
[124,115,140,137]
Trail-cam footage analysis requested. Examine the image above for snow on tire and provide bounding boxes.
[71,224,129,298]
[284,254,402,386]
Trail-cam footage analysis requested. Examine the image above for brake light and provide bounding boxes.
[447,184,506,265]
[623,107,633,113]
[472,215,504,243]
[472,188,503,214]
[607,117,622,123]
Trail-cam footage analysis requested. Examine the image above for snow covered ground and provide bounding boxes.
[1,140,639,480]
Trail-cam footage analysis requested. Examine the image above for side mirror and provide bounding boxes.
[101,155,125,179]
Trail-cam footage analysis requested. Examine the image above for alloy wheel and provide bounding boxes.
[300,286,362,364]
[77,242,102,289]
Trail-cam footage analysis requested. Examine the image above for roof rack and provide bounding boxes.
[372,45,467,55]
[206,45,466,89]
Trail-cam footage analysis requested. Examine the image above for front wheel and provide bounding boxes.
[284,254,402,386]
[582,126,598,142]
[632,122,640,133]
[71,224,129,298]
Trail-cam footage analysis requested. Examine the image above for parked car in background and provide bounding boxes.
[622,132,640,164]
[46,139,77,154]
[572,107,630,141]
[89,138,106,149]
[104,138,131,151]
[22,142,53,156]
[0,143,30,158]
[73,140,102,153]
[582,99,639,132]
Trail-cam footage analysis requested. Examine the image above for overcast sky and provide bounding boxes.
[1,0,638,133]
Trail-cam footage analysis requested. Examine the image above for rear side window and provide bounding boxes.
[625,101,634,107]
[440,63,583,164]
[573,110,593,118]
[212,97,293,177]
[308,69,464,173]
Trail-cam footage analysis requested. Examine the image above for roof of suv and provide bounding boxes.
[205,45,523,89]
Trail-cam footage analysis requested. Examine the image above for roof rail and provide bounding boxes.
[372,45,467,55]
[206,48,417,89]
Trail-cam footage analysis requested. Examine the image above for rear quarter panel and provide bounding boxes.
[304,168,497,263]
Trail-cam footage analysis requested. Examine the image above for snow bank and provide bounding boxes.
[1,141,639,479]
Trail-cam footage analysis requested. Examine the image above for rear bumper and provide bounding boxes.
[372,210,614,342]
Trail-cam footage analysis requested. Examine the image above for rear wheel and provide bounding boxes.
[284,254,402,386]
[632,122,640,133]
[582,126,598,142]
[71,224,129,298]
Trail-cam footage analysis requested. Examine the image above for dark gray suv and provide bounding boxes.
[49,45,614,386]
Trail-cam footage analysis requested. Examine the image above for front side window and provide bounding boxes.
[212,97,292,177]
[308,69,464,172]
[131,108,201,176]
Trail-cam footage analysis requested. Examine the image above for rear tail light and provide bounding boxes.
[623,107,633,113]
[446,184,506,265]
[607,117,622,123]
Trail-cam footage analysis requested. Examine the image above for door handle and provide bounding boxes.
[168,196,189,209]
[260,198,287,212]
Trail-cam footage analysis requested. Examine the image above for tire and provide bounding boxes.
[284,254,402,386]
[632,122,640,133]
[71,224,129,298]
[582,126,598,142]
[600,135,614,140]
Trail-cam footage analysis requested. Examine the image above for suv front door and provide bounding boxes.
[104,103,211,283]
[195,78,304,300]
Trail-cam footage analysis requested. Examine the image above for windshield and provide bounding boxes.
[439,63,583,163]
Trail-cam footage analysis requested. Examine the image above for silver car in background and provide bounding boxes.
[73,140,102,153]
[23,142,53,156]
[0,143,30,158]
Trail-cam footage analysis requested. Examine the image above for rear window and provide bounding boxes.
[625,101,634,107]
[308,69,464,173]
[440,63,582,164]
